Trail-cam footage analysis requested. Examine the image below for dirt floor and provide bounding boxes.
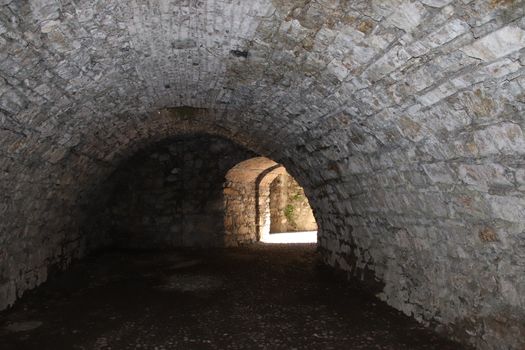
[0,244,468,350]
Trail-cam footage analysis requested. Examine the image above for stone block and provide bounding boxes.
[487,194,525,222]
[422,162,456,184]
[458,163,513,192]
[421,0,454,8]
[461,26,525,61]
[387,2,426,32]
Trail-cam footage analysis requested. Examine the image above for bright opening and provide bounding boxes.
[260,231,317,244]
[224,157,317,245]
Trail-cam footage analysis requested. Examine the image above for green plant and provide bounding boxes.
[289,192,303,201]
[283,204,297,228]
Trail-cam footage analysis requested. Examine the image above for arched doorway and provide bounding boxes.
[265,172,318,243]
[224,157,317,245]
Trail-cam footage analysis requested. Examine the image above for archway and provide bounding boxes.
[224,157,317,245]
[265,171,318,243]
[1,1,525,346]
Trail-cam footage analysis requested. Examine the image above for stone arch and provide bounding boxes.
[223,157,284,246]
[256,165,288,241]
[1,1,525,348]
[267,172,318,234]
[223,156,318,245]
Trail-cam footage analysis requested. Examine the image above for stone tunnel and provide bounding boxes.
[0,0,524,349]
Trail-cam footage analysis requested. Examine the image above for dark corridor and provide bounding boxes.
[0,244,467,350]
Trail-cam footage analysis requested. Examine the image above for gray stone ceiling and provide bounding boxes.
[1,1,525,349]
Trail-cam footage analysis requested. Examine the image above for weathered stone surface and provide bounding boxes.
[223,157,290,245]
[107,135,255,248]
[0,1,524,349]
[269,173,317,233]
[421,0,454,8]
[386,2,426,32]
[30,0,60,22]
[461,26,525,61]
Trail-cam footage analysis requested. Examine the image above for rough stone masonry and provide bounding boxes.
[107,135,255,249]
[0,0,525,349]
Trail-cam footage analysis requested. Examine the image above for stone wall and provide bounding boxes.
[223,157,285,245]
[269,173,317,233]
[223,182,259,246]
[1,1,525,349]
[108,135,254,248]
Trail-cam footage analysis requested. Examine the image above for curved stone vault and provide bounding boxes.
[1,0,525,349]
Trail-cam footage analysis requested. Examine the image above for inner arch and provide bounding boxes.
[224,156,318,245]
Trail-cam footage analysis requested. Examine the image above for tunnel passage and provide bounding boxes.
[1,1,525,349]
[103,140,317,249]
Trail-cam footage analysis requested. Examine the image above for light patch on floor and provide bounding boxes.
[157,275,224,292]
[170,259,202,270]
[5,321,43,332]
[260,231,317,244]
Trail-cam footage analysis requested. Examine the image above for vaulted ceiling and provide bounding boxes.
[1,1,524,349]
